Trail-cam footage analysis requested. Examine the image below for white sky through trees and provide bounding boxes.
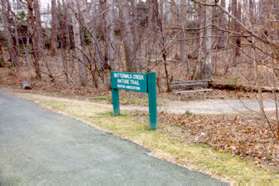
[40,0,51,9]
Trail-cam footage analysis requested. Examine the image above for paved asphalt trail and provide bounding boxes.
[0,91,228,186]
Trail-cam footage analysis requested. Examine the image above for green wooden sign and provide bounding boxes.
[111,72,147,92]
[111,71,157,130]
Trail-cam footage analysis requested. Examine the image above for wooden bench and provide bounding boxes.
[170,80,212,95]
[174,89,213,95]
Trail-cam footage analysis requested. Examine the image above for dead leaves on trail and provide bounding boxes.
[158,112,279,168]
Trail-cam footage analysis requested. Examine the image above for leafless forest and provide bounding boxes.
[0,0,278,91]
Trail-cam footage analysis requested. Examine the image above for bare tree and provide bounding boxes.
[249,0,255,24]
[148,0,171,91]
[194,0,213,80]
[178,0,189,72]
[70,0,88,86]
[1,0,19,66]
[105,0,116,70]
[0,41,4,66]
[117,0,137,72]
[26,0,42,79]
[216,0,226,49]
[232,0,241,65]
[50,0,58,56]
[201,0,213,79]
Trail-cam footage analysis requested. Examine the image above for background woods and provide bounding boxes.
[0,0,279,91]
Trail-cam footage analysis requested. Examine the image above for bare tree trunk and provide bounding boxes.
[217,0,226,49]
[249,0,255,24]
[61,0,71,50]
[194,0,213,80]
[258,0,272,24]
[148,0,170,91]
[27,0,42,79]
[50,0,58,56]
[178,0,189,72]
[232,0,241,66]
[275,0,279,39]
[201,0,213,79]
[99,0,116,89]
[0,41,4,66]
[100,0,116,71]
[70,0,87,86]
[118,0,137,72]
[1,0,19,66]
[193,3,205,80]
[159,0,167,24]
[106,0,116,70]
[23,37,32,68]
[34,0,43,55]
[99,0,109,68]
[12,7,20,58]
[58,0,70,83]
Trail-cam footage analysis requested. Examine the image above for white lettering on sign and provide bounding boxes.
[112,72,147,91]
[130,80,140,86]
[114,73,144,81]
[117,79,129,84]
[114,73,144,88]
[117,84,140,90]
[132,74,144,80]
[116,78,140,86]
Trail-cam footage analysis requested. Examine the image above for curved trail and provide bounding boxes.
[0,90,227,185]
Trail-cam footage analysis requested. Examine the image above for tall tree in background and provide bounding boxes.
[104,0,116,70]
[249,0,255,24]
[178,0,189,71]
[217,0,226,49]
[94,0,117,72]
[201,0,213,79]
[148,0,171,91]
[58,0,71,83]
[50,0,58,56]
[1,0,19,66]
[26,0,42,79]
[118,0,137,72]
[1,0,279,92]
[274,0,279,39]
[0,39,4,66]
[195,0,213,80]
[34,0,43,54]
[232,0,241,65]
[70,0,88,86]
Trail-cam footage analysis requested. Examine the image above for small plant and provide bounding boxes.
[184,111,193,116]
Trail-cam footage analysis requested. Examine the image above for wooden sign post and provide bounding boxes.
[111,72,157,130]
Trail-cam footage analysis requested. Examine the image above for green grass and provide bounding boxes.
[92,93,149,106]
[19,93,279,185]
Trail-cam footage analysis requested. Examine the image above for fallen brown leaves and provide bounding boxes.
[149,112,279,169]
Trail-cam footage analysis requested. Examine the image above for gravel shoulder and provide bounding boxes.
[121,99,275,115]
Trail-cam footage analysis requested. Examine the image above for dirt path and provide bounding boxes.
[13,89,275,115]
[157,99,275,114]
[121,99,275,115]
